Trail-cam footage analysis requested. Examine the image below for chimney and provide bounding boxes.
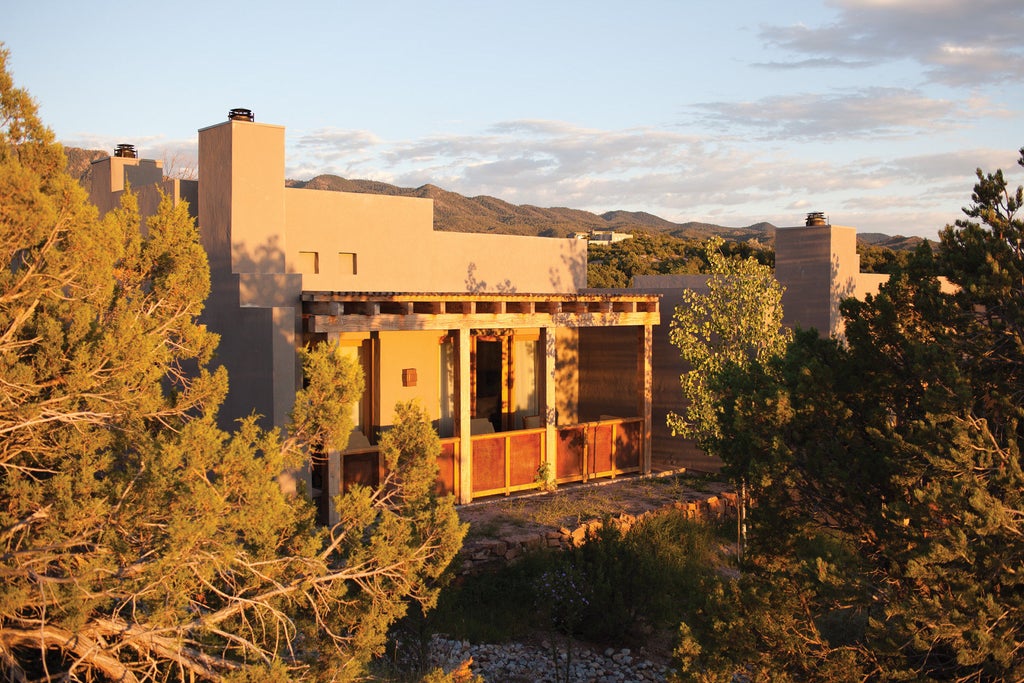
[228,108,254,122]
[114,143,137,159]
[805,211,828,226]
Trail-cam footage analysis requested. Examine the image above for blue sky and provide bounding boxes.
[5,0,1023,237]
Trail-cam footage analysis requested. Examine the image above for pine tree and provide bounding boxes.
[0,46,465,682]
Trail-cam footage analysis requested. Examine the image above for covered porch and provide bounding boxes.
[301,291,660,519]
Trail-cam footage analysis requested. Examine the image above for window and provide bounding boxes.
[513,338,540,427]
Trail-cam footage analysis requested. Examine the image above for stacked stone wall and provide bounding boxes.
[458,491,737,575]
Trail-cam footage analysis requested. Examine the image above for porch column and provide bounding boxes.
[541,326,557,482]
[638,324,653,475]
[455,327,473,504]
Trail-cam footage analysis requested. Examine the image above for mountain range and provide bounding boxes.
[289,175,929,251]
[66,148,925,251]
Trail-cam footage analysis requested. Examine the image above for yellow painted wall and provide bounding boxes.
[377,330,444,428]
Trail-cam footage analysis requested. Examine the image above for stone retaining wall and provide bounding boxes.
[458,491,737,575]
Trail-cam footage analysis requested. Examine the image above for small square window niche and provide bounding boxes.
[339,252,357,275]
[298,251,319,274]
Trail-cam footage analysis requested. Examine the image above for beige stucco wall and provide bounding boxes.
[193,120,304,456]
[198,120,289,280]
[284,187,586,294]
[88,156,184,219]
[855,272,890,299]
[193,117,586,296]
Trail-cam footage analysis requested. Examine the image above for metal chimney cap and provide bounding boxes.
[114,143,137,159]
[805,211,828,226]
[228,108,254,122]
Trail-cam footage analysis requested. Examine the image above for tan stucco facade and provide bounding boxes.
[774,223,861,338]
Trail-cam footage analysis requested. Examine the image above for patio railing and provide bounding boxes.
[333,416,644,503]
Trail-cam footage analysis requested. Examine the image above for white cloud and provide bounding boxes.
[759,0,1024,86]
[274,117,1024,238]
[691,87,963,139]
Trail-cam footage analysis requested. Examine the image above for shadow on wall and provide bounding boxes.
[554,247,588,292]
[464,241,586,295]
[830,251,857,340]
[555,326,579,426]
[202,237,304,436]
[465,262,517,293]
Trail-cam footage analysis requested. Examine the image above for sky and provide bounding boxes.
[4,0,1023,238]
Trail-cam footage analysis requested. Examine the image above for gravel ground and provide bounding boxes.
[428,635,673,682]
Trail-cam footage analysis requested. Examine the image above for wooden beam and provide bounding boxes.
[309,311,661,333]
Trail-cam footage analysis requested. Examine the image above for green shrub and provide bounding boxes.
[423,511,723,649]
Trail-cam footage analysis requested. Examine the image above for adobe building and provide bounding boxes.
[88,109,661,518]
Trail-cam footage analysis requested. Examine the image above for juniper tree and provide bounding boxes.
[675,153,1024,681]
[0,46,464,682]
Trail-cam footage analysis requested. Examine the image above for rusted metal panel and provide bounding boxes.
[509,432,542,488]
[556,426,586,482]
[471,435,506,494]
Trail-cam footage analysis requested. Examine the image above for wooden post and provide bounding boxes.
[456,327,473,504]
[639,324,653,475]
[541,326,557,485]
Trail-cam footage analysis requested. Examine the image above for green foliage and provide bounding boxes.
[667,236,791,450]
[858,240,911,274]
[427,511,720,649]
[533,461,557,491]
[588,232,705,286]
[562,516,718,646]
[680,150,1024,681]
[419,660,484,683]
[292,341,365,453]
[0,46,464,682]
[586,231,776,289]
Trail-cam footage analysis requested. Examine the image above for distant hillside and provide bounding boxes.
[287,174,779,244]
[65,146,107,184]
[858,232,928,251]
[66,147,923,251]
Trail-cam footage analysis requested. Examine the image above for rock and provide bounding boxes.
[425,635,670,682]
